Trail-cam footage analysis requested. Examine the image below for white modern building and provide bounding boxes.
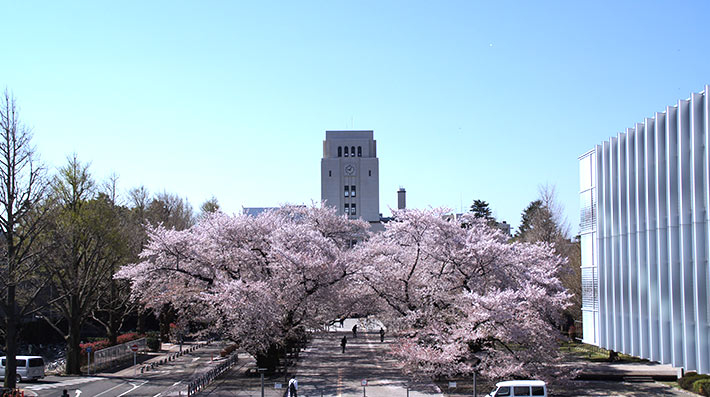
[321,131,381,226]
[580,85,710,374]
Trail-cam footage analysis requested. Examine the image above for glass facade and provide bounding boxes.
[580,85,710,374]
[579,151,599,345]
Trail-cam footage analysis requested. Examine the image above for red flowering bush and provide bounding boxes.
[117,332,142,344]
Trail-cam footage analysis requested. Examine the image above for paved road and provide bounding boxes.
[23,342,226,397]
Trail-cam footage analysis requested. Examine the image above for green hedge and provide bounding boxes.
[694,379,710,396]
[680,372,710,391]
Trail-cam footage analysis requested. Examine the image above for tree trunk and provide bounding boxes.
[3,284,17,389]
[255,344,282,373]
[66,298,83,375]
[137,308,145,335]
[108,308,118,345]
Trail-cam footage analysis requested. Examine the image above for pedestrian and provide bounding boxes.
[341,335,347,353]
[352,324,357,338]
[61,390,70,397]
[286,376,298,397]
[379,327,385,342]
[339,318,344,328]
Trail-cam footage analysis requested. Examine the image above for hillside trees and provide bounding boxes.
[0,90,50,389]
[116,205,368,370]
[360,209,570,380]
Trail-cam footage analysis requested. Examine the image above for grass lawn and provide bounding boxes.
[559,341,650,363]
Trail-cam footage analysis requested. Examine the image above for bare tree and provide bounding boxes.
[516,184,581,327]
[0,90,50,388]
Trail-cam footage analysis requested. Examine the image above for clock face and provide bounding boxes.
[344,164,356,176]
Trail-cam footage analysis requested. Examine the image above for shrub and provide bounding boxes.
[117,332,142,344]
[80,340,111,356]
[679,372,710,390]
[694,379,710,396]
[220,344,238,357]
[147,336,161,352]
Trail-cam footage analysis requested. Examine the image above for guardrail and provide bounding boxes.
[187,352,239,396]
[93,337,147,370]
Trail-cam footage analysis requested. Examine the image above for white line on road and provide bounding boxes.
[117,380,148,396]
[191,357,200,362]
[172,381,182,386]
[93,383,125,397]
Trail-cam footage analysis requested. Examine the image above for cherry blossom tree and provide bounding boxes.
[359,209,571,380]
[116,205,368,370]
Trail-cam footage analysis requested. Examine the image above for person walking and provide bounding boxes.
[286,376,298,397]
[379,327,385,342]
[341,335,347,353]
[352,324,358,338]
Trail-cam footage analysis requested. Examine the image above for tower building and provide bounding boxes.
[321,131,380,224]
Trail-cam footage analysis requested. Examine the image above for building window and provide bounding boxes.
[337,146,342,157]
[344,146,349,157]
[351,203,356,215]
[344,186,349,197]
[358,146,362,157]
[329,170,332,177]
[351,146,355,156]
[369,170,371,176]
[351,185,356,197]
[344,203,350,214]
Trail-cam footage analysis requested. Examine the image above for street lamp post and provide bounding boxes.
[258,368,267,397]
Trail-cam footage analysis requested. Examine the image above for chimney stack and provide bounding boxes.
[397,187,406,210]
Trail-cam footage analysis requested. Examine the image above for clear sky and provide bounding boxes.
[2,1,709,235]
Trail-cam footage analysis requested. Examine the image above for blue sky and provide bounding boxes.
[2,1,709,234]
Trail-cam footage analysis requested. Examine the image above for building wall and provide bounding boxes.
[321,131,380,223]
[580,85,710,373]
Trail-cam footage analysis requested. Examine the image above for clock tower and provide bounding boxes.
[321,130,380,224]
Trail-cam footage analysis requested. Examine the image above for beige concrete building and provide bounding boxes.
[321,131,380,225]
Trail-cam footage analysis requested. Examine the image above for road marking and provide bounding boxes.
[152,394,162,397]
[25,377,105,391]
[192,357,200,362]
[337,367,343,397]
[172,381,182,386]
[93,383,125,396]
[117,380,148,396]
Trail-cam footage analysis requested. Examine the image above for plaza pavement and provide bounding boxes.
[199,319,442,396]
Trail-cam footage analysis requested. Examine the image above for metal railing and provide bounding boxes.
[187,352,239,396]
[93,337,147,370]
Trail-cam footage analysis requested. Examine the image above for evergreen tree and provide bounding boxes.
[469,199,495,222]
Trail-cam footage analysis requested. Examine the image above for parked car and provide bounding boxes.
[0,356,45,383]
[487,380,547,397]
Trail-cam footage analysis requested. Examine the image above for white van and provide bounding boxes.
[0,356,45,382]
[487,380,547,397]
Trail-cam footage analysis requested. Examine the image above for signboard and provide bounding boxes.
[86,347,92,353]
[361,379,368,386]
[131,344,139,352]
[448,382,457,389]
[274,383,282,389]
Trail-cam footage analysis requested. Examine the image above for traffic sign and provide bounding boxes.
[86,347,92,353]
[361,379,367,386]
[131,344,139,352]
